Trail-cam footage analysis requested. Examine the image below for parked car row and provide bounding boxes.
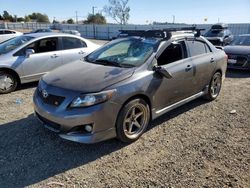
[0,26,248,144]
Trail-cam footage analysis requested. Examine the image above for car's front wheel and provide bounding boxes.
[204,72,222,101]
[116,98,150,143]
[0,71,18,94]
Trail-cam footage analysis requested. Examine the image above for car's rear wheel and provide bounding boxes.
[204,72,222,101]
[116,98,150,143]
[0,71,18,94]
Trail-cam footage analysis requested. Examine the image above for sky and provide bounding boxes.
[0,0,249,24]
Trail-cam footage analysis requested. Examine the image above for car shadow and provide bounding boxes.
[0,98,208,188]
[226,69,250,78]
[17,81,38,91]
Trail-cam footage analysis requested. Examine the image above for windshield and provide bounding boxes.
[231,35,250,46]
[204,30,224,37]
[0,35,34,55]
[86,38,158,68]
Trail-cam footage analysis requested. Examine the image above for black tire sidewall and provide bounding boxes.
[205,72,222,101]
[116,98,150,143]
[0,71,18,94]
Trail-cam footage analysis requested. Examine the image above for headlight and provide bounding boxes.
[70,89,116,108]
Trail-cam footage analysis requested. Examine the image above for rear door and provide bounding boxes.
[153,40,196,110]
[186,39,216,93]
[60,37,88,65]
[16,37,62,81]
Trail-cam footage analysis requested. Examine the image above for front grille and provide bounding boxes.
[38,89,65,106]
[36,112,61,132]
[227,54,249,67]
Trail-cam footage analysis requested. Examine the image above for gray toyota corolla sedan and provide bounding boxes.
[33,28,227,144]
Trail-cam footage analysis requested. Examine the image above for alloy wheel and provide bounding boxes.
[123,103,149,139]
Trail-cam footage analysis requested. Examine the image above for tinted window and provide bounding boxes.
[157,41,187,66]
[0,31,4,35]
[62,37,87,50]
[4,30,14,34]
[187,40,208,56]
[15,37,58,56]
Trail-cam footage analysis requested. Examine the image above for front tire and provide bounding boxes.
[204,72,222,101]
[116,99,150,143]
[0,71,18,94]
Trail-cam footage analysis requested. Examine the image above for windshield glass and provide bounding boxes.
[86,38,158,67]
[0,35,34,55]
[204,30,224,37]
[231,35,250,46]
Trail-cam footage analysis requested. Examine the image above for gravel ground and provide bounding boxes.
[0,58,249,187]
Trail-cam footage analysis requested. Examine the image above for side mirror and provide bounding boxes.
[153,66,173,79]
[25,49,35,58]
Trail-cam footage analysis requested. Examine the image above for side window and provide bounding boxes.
[4,30,13,34]
[187,40,207,57]
[157,41,187,66]
[14,37,58,56]
[62,37,87,50]
[0,31,4,35]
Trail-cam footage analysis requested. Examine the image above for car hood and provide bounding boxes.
[224,45,250,55]
[43,60,135,93]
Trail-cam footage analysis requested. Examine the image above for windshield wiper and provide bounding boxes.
[94,59,122,67]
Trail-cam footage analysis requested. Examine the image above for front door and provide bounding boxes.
[20,37,62,81]
[152,40,195,112]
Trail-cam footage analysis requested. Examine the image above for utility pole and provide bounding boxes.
[172,15,175,24]
[92,6,97,39]
[92,6,97,15]
[75,11,78,24]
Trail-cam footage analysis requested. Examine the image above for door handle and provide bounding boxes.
[51,54,59,58]
[78,51,85,55]
[185,64,192,72]
[210,58,215,63]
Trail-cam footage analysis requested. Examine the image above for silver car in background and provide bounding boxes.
[0,33,100,93]
[0,29,23,43]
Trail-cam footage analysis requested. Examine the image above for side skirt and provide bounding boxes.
[153,91,205,119]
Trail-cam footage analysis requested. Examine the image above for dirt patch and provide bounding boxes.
[0,69,249,188]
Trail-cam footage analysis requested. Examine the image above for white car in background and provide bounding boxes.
[0,29,23,43]
[0,32,101,93]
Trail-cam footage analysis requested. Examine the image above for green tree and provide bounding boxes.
[27,13,50,23]
[24,15,31,22]
[84,13,106,24]
[17,17,25,22]
[104,0,130,25]
[67,18,74,24]
[2,10,13,21]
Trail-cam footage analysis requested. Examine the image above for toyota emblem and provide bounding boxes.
[42,89,49,98]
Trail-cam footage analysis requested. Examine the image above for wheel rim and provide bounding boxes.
[210,74,221,98]
[0,74,14,91]
[123,103,149,139]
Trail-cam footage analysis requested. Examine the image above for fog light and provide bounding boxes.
[85,125,93,133]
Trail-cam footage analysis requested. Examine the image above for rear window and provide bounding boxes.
[187,40,210,56]
[62,37,87,50]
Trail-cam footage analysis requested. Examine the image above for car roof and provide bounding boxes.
[24,32,81,38]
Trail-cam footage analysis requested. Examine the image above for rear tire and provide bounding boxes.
[204,72,222,101]
[0,71,18,94]
[116,98,150,143]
